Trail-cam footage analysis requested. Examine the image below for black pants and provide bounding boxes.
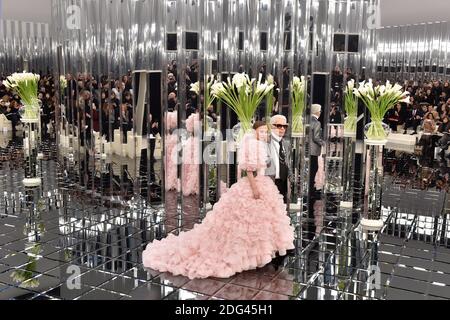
[275,179,288,204]
[150,138,156,162]
[310,155,319,194]
[405,119,419,132]
[389,120,399,132]
[6,113,20,136]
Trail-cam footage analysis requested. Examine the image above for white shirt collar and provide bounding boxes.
[312,114,319,120]
[271,132,282,142]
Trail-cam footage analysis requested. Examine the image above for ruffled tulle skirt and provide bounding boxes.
[165,134,179,191]
[142,175,295,280]
[181,137,200,196]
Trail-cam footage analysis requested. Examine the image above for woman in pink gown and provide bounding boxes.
[143,122,295,280]
[165,111,179,192]
[181,113,201,196]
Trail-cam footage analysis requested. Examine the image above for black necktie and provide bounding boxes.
[279,140,286,164]
[279,139,288,180]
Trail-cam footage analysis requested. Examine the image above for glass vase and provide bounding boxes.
[22,120,42,187]
[361,141,385,231]
[343,116,357,136]
[20,103,40,121]
[364,121,390,142]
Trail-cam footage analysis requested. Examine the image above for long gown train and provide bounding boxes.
[143,133,295,280]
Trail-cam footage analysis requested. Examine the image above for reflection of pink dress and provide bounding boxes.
[315,155,325,190]
[182,113,201,196]
[165,111,179,191]
[329,125,343,138]
[313,200,324,235]
[143,133,295,280]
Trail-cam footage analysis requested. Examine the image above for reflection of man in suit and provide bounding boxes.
[310,104,325,195]
[268,115,290,203]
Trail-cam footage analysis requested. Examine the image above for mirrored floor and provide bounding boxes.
[0,135,449,300]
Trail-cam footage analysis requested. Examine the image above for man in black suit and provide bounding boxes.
[268,115,291,204]
[309,104,325,195]
[268,115,295,268]
[404,104,424,135]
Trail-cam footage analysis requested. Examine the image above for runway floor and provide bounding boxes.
[0,135,449,300]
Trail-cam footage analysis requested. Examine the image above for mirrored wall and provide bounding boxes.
[306,0,378,247]
[49,0,379,255]
[51,0,313,209]
[376,21,450,82]
[0,19,54,74]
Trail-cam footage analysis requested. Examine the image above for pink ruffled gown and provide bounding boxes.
[165,111,179,192]
[143,133,295,280]
[314,155,325,190]
[182,113,201,196]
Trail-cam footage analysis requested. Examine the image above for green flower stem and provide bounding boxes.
[214,78,273,140]
[344,90,358,118]
[6,75,39,107]
[344,116,357,133]
[292,117,304,134]
[292,85,306,134]
[203,79,215,132]
[23,104,39,120]
[366,120,387,140]
[266,89,274,125]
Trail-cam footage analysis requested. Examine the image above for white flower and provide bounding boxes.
[266,74,274,85]
[3,72,40,105]
[256,82,274,96]
[385,80,392,91]
[392,83,403,93]
[3,80,14,89]
[292,76,305,93]
[400,96,411,104]
[353,88,361,98]
[401,91,410,97]
[347,79,355,91]
[359,80,366,89]
[232,73,248,89]
[364,79,375,96]
[190,81,200,95]
[211,82,225,97]
[207,75,215,87]
[7,72,40,85]
[60,76,68,90]
[256,82,268,95]
[358,86,367,96]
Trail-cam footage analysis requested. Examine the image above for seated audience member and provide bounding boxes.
[438,129,450,159]
[404,104,424,135]
[423,114,437,133]
[419,120,436,167]
[438,116,450,134]
[5,100,21,137]
[438,103,449,119]
[387,103,406,132]
[424,105,440,121]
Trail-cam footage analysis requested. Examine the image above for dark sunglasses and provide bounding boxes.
[274,124,288,129]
